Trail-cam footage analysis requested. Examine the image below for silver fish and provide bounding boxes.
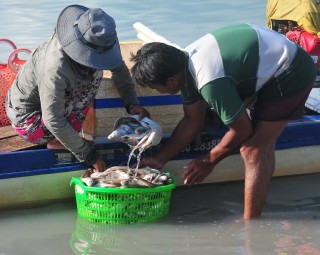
[96,181,119,188]
[142,173,158,182]
[81,169,96,186]
[81,168,94,178]
[81,177,97,187]
[107,124,134,139]
[90,172,107,179]
[124,177,156,188]
[80,166,172,188]
[134,125,149,135]
[107,117,151,146]
[104,166,129,172]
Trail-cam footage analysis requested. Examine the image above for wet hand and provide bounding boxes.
[183,154,215,185]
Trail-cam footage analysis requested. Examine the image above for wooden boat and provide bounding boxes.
[0,24,320,209]
[1,114,319,209]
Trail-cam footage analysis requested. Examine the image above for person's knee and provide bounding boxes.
[47,139,66,149]
[240,144,259,164]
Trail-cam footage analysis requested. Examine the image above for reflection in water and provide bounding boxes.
[275,219,320,255]
[71,217,126,254]
[244,218,320,255]
[69,216,320,255]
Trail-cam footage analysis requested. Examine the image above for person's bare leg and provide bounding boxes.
[47,139,66,149]
[240,120,287,219]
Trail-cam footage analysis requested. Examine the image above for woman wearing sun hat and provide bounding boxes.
[5,4,149,171]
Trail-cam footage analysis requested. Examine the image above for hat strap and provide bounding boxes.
[73,21,116,53]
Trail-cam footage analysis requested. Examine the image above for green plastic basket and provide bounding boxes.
[70,176,176,224]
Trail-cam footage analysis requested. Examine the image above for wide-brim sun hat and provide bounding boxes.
[57,4,122,70]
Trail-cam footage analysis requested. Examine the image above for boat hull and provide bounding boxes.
[166,145,320,186]
[0,170,81,209]
[0,115,319,209]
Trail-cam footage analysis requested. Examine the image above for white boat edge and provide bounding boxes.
[1,145,319,209]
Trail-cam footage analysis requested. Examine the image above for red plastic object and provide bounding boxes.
[299,31,320,69]
[0,39,31,127]
[286,29,320,81]
[287,29,320,67]
[285,28,303,44]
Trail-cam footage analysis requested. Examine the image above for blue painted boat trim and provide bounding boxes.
[0,164,84,179]
[0,115,319,179]
[94,95,183,109]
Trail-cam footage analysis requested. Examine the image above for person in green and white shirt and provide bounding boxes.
[130,24,315,219]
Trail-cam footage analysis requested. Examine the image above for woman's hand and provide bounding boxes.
[129,105,151,119]
[183,153,215,185]
[92,158,106,172]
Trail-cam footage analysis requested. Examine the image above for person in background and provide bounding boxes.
[266,0,320,114]
[130,24,315,219]
[266,0,320,36]
[5,4,149,172]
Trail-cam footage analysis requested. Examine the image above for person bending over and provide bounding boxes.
[130,24,315,219]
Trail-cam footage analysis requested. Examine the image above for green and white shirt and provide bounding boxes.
[182,24,299,124]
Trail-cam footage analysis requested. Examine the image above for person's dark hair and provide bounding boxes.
[130,42,185,87]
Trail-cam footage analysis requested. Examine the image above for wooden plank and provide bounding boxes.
[82,106,95,136]
[0,125,39,153]
[0,125,17,140]
[103,41,142,78]
[0,136,40,153]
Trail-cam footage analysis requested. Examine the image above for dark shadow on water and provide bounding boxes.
[165,172,320,224]
[165,182,245,224]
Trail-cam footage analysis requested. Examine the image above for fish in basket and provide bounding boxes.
[70,169,176,224]
[71,116,176,224]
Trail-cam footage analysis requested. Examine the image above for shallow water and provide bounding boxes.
[1,173,320,255]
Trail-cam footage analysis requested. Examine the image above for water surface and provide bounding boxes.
[1,173,320,255]
[0,0,266,59]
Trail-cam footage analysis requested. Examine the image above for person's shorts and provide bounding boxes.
[6,89,91,145]
[6,107,89,145]
[254,47,316,121]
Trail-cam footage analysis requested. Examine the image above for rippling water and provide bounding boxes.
[0,0,266,59]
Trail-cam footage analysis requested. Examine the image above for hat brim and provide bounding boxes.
[56,4,122,70]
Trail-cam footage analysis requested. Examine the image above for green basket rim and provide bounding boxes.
[70,173,176,194]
